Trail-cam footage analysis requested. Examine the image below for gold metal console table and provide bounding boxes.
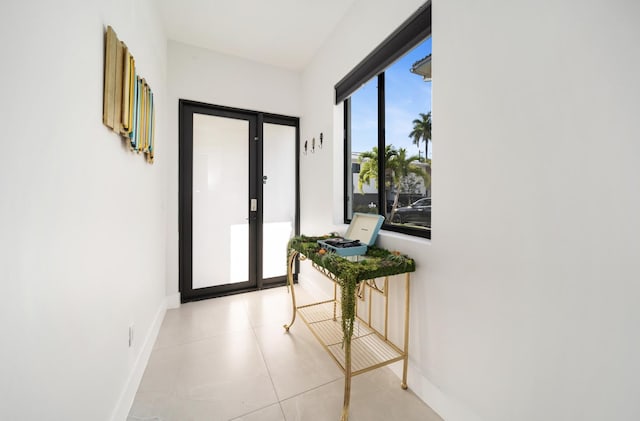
[283,236,416,421]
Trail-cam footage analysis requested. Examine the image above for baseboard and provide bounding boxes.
[109,299,167,421]
[388,363,483,421]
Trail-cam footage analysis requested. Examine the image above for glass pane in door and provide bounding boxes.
[192,113,249,288]
[262,123,296,279]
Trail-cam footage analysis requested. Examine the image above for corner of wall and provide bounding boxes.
[109,299,167,421]
[165,293,181,310]
[388,363,483,421]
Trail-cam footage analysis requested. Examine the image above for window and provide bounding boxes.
[338,3,432,238]
[347,77,379,215]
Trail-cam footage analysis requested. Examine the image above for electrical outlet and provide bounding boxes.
[128,325,134,347]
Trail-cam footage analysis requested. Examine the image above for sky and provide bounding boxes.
[350,36,432,159]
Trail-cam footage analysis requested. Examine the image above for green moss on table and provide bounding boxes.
[288,235,415,281]
[287,235,415,344]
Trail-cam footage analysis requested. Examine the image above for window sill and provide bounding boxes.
[377,228,431,245]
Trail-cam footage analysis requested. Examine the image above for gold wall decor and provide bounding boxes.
[103,26,154,163]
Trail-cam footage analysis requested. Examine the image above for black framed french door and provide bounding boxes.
[179,100,299,302]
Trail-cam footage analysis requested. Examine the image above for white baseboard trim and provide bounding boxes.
[109,299,167,421]
[389,362,483,421]
[165,293,181,309]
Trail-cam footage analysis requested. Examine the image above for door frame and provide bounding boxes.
[178,99,300,302]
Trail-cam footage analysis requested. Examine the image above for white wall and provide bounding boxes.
[432,1,640,420]
[0,0,168,420]
[300,0,640,420]
[165,41,302,297]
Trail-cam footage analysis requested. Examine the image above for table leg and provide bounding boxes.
[283,250,299,332]
[401,272,411,389]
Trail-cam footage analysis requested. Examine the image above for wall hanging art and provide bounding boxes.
[103,26,154,163]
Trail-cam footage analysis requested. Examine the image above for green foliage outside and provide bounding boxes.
[357,145,428,220]
[409,111,431,160]
[356,112,433,220]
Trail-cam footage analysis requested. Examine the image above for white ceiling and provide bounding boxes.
[157,0,357,71]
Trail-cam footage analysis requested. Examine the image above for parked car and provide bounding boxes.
[391,197,431,226]
[386,199,400,214]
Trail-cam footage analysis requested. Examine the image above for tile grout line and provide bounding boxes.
[237,288,344,420]
[239,295,289,420]
[278,376,345,402]
[243,286,345,419]
[153,326,256,350]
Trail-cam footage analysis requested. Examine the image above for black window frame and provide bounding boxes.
[337,2,432,239]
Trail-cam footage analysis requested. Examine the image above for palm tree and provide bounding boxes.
[387,148,428,220]
[357,145,397,193]
[358,145,428,219]
[409,112,431,159]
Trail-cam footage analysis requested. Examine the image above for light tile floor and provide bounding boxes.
[128,286,443,421]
